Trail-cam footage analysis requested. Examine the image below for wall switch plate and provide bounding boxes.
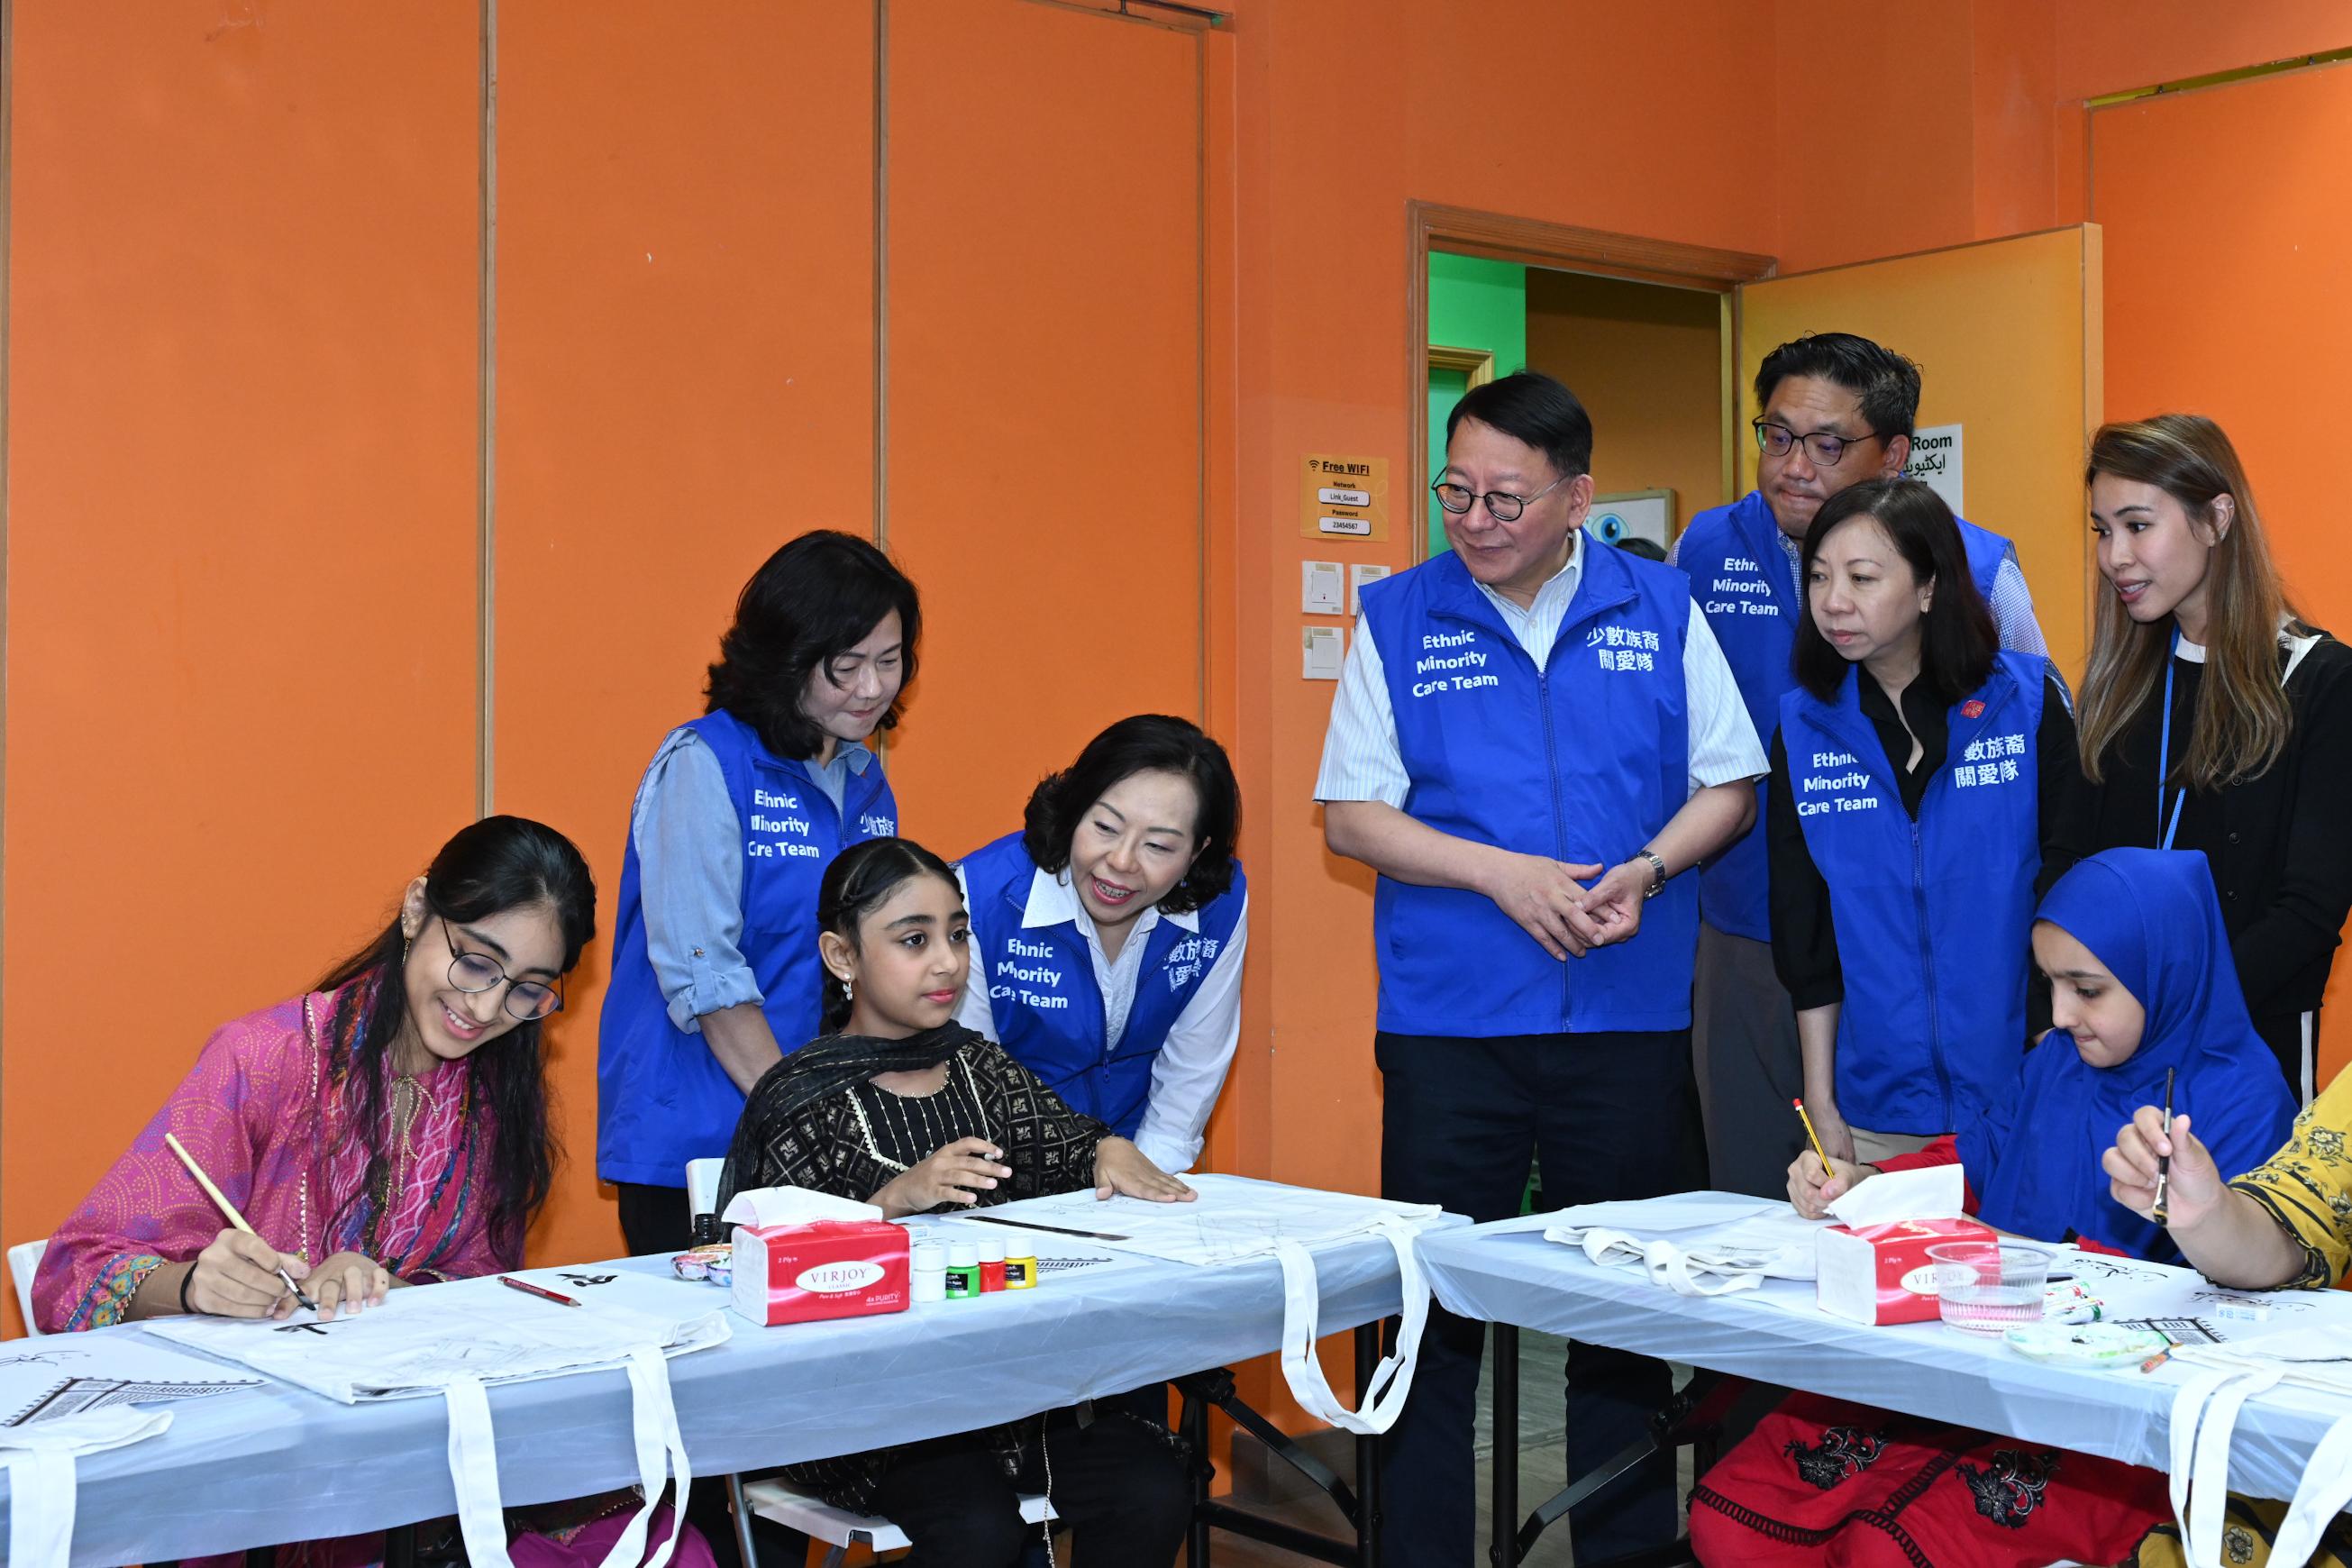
[1349,562,1391,615]
[1302,624,1345,679]
[1302,560,1345,615]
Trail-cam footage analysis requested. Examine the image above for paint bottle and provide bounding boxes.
[978,1238,1007,1293]
[911,1242,946,1305]
[1005,1249,1039,1290]
[944,1241,980,1299]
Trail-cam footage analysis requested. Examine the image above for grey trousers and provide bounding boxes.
[1691,922,1808,1199]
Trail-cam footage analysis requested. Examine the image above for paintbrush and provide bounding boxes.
[163,1132,321,1314]
[2153,1067,2177,1225]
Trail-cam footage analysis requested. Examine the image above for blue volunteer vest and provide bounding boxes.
[597,709,899,1187]
[1680,490,2017,941]
[1781,651,2046,1135]
[1361,537,1697,1036]
[958,832,1246,1139]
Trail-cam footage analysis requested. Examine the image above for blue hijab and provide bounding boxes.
[1959,848,2296,1260]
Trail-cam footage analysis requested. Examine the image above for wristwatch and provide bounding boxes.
[1637,849,1668,899]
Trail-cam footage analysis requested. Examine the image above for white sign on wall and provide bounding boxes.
[1904,424,1964,515]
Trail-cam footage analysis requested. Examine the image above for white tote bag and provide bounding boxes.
[150,1275,728,1568]
[965,1176,1445,1436]
[2168,1328,2352,1568]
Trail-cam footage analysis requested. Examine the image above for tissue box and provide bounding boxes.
[1816,1216,1993,1326]
[730,1219,911,1326]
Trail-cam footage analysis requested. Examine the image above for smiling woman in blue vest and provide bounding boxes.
[598,529,918,1257]
[1767,478,2091,1166]
[1673,332,2051,1199]
[954,715,1245,1175]
[1317,370,1766,1563]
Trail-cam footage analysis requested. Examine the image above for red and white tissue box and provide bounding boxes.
[730,1219,910,1326]
[1815,1215,1993,1326]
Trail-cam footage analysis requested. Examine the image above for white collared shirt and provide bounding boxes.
[1314,532,1767,806]
[954,865,1249,1175]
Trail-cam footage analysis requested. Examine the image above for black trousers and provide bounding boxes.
[616,1180,700,1257]
[614,1181,807,1568]
[870,1410,1191,1568]
[1376,1029,1706,1564]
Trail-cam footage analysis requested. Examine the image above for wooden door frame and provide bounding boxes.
[1406,200,1775,561]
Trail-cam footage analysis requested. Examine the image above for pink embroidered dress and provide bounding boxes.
[35,980,507,1334]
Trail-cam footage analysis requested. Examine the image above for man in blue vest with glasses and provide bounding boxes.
[1673,333,2050,1190]
[1317,370,1765,1563]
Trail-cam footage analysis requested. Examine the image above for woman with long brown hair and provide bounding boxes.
[2079,414,2352,1099]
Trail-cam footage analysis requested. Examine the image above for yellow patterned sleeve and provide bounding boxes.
[2229,1071,2352,1290]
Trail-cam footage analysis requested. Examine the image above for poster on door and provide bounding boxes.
[1904,424,1963,515]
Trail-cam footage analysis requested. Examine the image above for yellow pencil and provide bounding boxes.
[1792,1099,1833,1170]
[163,1132,319,1313]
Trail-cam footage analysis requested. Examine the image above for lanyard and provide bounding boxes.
[2156,627,2186,851]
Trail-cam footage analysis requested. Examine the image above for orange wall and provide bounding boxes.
[2093,59,2352,1080]
[3,1,483,1333]
[1524,270,1725,536]
[489,0,879,1273]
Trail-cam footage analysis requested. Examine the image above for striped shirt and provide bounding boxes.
[1314,532,1766,807]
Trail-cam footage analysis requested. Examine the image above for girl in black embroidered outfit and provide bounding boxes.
[716,836,1194,1568]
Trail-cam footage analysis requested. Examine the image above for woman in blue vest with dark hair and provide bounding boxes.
[955,714,1246,1174]
[1767,478,2091,1166]
[1675,331,2049,1198]
[599,528,918,1256]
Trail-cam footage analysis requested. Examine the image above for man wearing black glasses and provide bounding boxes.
[1316,370,1765,1563]
[1673,332,2049,1192]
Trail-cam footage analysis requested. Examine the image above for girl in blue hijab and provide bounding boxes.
[1965,846,2298,1261]
[1706,850,2298,1566]
[1791,848,2295,1253]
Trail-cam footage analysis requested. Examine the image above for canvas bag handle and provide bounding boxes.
[1273,1217,1431,1435]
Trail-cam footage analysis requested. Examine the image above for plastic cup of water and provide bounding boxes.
[1927,1241,2050,1334]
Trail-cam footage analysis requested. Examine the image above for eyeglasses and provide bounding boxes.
[1753,419,1884,469]
[437,920,564,1023]
[1430,471,1572,523]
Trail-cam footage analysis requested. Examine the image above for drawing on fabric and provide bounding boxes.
[1036,1255,1118,1274]
[990,1175,1437,1269]
[146,1275,731,1404]
[2115,1317,2225,1345]
[560,1272,619,1288]
[7,1375,254,1427]
[2192,1288,2315,1314]
[0,1335,265,1427]
[2059,1255,2168,1284]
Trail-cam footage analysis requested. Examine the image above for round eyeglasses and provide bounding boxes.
[437,920,563,1023]
[1752,419,1884,469]
[1429,470,1572,524]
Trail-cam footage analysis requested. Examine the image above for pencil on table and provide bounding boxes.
[162,1132,320,1314]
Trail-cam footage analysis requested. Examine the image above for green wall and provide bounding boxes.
[1427,251,1527,554]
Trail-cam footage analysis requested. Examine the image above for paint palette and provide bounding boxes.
[2002,1322,2169,1370]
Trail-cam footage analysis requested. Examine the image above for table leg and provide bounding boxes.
[381,1524,417,1568]
[1490,1323,1519,1568]
[728,1472,760,1568]
[1354,1319,1382,1568]
[1183,1377,1214,1568]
